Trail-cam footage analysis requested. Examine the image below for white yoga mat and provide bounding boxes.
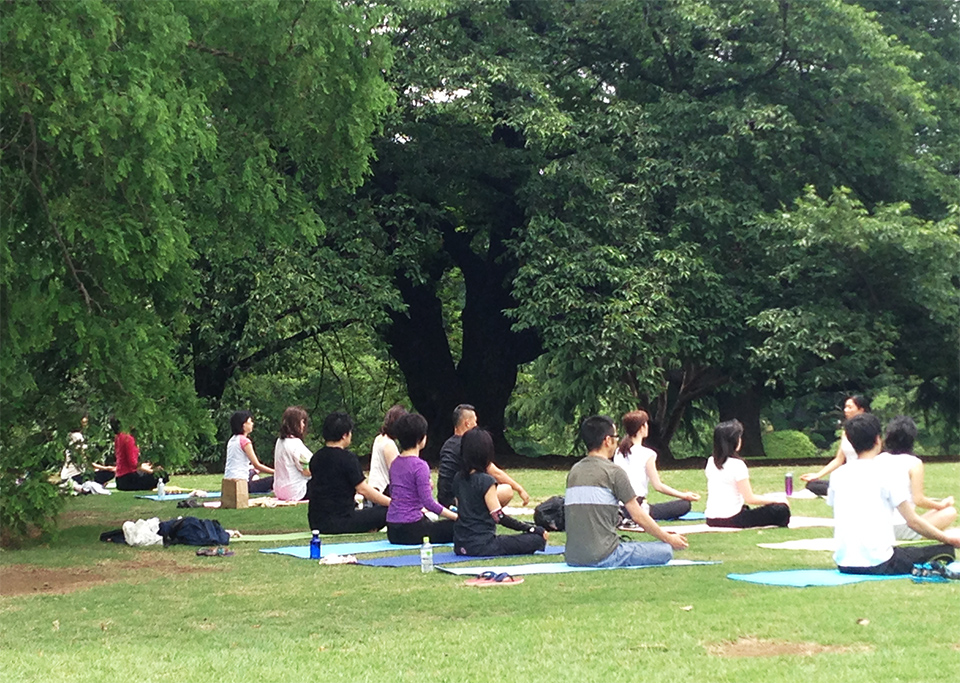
[437,559,719,576]
[660,516,834,534]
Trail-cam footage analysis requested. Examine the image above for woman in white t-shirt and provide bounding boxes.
[615,410,699,521]
[224,410,274,493]
[273,406,313,501]
[367,405,406,497]
[801,395,869,496]
[705,419,790,528]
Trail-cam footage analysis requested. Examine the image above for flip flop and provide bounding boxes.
[196,547,234,557]
[464,571,524,587]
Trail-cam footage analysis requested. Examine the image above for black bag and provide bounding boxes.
[158,516,230,546]
[534,495,565,531]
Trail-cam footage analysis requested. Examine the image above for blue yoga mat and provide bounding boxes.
[260,539,452,559]
[727,569,911,587]
[677,511,705,521]
[358,545,566,567]
[438,559,719,576]
[135,492,222,501]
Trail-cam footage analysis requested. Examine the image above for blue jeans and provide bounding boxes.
[596,541,673,568]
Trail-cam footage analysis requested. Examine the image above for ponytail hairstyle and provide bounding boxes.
[279,406,308,440]
[712,419,744,470]
[460,427,494,479]
[618,410,649,457]
[380,404,407,439]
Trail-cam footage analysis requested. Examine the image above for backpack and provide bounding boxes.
[534,495,565,531]
[158,516,230,546]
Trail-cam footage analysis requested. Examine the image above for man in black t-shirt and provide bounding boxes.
[307,412,390,534]
[436,404,529,509]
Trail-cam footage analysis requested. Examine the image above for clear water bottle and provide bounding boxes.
[785,472,793,497]
[310,530,322,560]
[157,478,165,499]
[420,536,433,573]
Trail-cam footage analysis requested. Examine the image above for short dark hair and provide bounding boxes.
[884,415,917,455]
[279,406,308,440]
[321,411,354,442]
[452,404,476,429]
[393,413,428,451]
[380,405,407,439]
[580,415,616,452]
[109,416,122,435]
[848,394,871,412]
[844,413,882,454]
[712,419,743,470]
[230,410,253,436]
[460,427,494,478]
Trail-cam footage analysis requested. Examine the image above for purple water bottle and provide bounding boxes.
[785,472,794,497]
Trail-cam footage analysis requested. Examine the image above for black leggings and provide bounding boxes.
[707,503,790,528]
[840,544,955,575]
[116,471,159,491]
[645,498,692,521]
[805,480,829,497]
[311,505,388,535]
[454,532,546,557]
[387,517,455,545]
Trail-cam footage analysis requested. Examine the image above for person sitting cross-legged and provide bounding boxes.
[307,411,390,535]
[829,413,959,575]
[564,415,688,568]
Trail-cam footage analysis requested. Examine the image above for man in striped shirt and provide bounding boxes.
[565,415,688,567]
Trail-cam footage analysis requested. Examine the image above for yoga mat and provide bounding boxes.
[757,538,837,551]
[727,569,910,587]
[234,531,313,543]
[260,539,452,559]
[660,516,835,534]
[677,511,705,521]
[136,492,221,501]
[358,545,566,567]
[438,559,719,576]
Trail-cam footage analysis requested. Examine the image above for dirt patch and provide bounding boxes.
[0,557,222,597]
[708,636,873,658]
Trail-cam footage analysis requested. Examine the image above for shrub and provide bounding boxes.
[762,430,819,460]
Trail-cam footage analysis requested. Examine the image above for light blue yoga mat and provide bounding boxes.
[135,492,222,501]
[358,545,566,567]
[727,569,911,587]
[437,559,719,576]
[678,511,705,521]
[260,539,452,559]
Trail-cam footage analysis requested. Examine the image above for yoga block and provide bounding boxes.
[221,478,249,509]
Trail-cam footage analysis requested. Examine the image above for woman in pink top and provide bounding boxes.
[224,411,274,493]
[111,417,160,491]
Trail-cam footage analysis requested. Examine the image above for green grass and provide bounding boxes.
[2,464,959,683]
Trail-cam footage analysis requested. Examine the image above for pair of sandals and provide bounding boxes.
[196,546,234,557]
[464,570,523,587]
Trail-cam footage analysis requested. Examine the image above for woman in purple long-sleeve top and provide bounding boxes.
[386,413,458,545]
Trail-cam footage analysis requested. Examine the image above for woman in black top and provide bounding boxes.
[452,428,548,556]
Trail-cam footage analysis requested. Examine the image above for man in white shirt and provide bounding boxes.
[828,413,958,575]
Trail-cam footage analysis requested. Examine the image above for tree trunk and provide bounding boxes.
[717,385,766,457]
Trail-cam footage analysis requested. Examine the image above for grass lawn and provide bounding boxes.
[1,463,958,683]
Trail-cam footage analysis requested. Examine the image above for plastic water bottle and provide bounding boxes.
[157,478,165,499]
[310,530,322,560]
[785,472,793,497]
[420,536,433,573]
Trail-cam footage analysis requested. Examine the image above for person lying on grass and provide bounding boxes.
[452,427,548,557]
[878,415,957,541]
[307,411,390,534]
[386,413,457,545]
[828,413,959,575]
[564,415,687,568]
[704,419,791,529]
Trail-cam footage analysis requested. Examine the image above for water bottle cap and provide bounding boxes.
[312,529,319,535]
[422,537,429,544]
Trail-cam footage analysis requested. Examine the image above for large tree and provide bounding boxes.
[1,0,392,536]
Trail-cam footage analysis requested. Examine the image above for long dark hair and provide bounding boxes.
[712,419,743,470]
[460,427,494,479]
[279,406,308,440]
[618,410,649,457]
[229,410,252,436]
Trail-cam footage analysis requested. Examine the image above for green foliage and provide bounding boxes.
[1,0,393,538]
[761,429,819,461]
